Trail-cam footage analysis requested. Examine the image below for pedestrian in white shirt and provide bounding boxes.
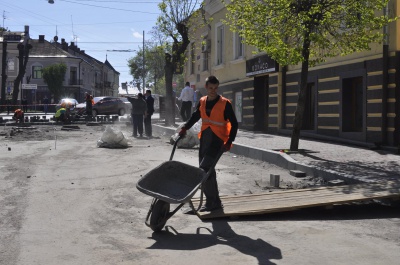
[178,81,195,121]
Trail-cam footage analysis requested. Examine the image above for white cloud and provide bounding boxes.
[131,29,143,39]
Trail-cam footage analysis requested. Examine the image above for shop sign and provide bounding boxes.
[246,54,278,77]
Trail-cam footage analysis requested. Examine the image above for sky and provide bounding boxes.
[1,0,163,94]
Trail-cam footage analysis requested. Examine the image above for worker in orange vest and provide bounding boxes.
[179,75,238,212]
[13,109,24,123]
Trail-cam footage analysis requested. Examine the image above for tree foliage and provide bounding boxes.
[224,0,395,150]
[225,0,394,66]
[42,63,67,102]
[128,44,166,94]
[156,0,200,125]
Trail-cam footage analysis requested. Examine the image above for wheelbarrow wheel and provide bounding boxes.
[149,200,170,232]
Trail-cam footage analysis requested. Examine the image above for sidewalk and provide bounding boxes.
[152,123,400,185]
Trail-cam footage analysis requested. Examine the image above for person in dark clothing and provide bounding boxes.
[85,92,93,116]
[144,90,155,138]
[179,75,238,212]
[43,96,49,114]
[127,93,147,137]
[6,99,11,115]
[22,97,28,113]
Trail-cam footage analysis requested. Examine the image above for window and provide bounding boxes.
[7,59,14,71]
[190,43,195,75]
[233,32,244,60]
[202,51,209,71]
[70,66,77,85]
[342,76,363,132]
[32,66,42,79]
[216,24,224,65]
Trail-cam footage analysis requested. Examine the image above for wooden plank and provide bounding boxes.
[194,181,400,219]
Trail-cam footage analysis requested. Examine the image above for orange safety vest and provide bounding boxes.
[198,96,232,144]
[14,109,24,118]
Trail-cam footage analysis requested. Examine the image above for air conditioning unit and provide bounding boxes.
[201,39,211,53]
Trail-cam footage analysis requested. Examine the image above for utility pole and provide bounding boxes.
[1,40,7,111]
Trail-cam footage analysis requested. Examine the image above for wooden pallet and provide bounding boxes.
[194,181,400,219]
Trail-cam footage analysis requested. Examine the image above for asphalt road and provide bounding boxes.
[0,124,399,265]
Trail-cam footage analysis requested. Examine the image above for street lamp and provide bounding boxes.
[48,0,54,4]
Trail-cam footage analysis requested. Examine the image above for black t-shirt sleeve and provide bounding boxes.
[224,101,238,144]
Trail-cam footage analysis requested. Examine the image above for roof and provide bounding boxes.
[29,39,76,58]
[105,59,120,74]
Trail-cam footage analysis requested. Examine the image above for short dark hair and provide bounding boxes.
[185,81,190,86]
[205,75,219,85]
[138,93,143,98]
[146,89,151,94]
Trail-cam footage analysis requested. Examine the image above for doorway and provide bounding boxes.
[253,76,269,131]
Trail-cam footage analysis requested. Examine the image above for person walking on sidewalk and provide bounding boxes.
[179,75,238,212]
[128,93,147,138]
[178,81,194,121]
[144,90,155,138]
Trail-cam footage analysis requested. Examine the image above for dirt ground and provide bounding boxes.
[1,123,399,265]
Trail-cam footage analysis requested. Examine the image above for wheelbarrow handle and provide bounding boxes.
[169,134,183,161]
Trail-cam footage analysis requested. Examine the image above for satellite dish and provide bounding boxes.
[54,36,58,42]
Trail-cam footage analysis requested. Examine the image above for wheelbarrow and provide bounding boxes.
[136,135,223,232]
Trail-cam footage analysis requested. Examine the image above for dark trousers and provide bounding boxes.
[132,114,144,136]
[22,105,28,113]
[144,114,152,137]
[86,103,92,116]
[199,128,223,207]
[180,101,192,121]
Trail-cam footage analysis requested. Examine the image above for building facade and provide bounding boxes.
[185,0,400,148]
[0,26,119,107]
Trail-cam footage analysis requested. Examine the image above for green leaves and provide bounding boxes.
[42,63,67,101]
[224,0,395,67]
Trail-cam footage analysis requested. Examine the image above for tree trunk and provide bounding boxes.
[290,37,311,151]
[164,54,175,126]
[12,42,31,105]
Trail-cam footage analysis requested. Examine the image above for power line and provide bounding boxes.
[59,0,160,14]
[63,0,160,3]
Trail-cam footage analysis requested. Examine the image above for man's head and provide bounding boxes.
[146,90,151,96]
[205,76,220,100]
[205,75,219,86]
[138,93,143,98]
[185,81,190,87]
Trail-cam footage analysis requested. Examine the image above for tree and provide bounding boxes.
[128,45,166,95]
[12,42,32,104]
[128,51,145,93]
[157,0,200,125]
[42,63,67,102]
[224,0,395,150]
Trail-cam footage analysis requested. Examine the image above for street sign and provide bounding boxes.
[22,84,37,90]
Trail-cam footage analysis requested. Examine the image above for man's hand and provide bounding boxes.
[178,127,187,137]
[222,142,232,152]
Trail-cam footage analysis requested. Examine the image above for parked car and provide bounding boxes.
[74,96,129,116]
[55,98,79,112]
[119,97,132,113]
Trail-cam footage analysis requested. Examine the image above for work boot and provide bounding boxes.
[199,202,223,212]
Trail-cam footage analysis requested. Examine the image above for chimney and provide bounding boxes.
[39,35,45,43]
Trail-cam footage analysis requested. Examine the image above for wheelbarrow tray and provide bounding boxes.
[136,160,206,204]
